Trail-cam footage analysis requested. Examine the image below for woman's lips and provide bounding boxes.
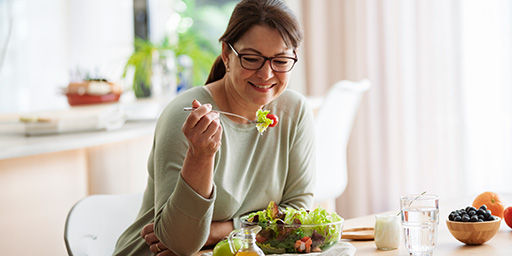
[248,81,276,91]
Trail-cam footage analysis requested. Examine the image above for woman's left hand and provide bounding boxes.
[141,223,176,256]
[141,221,234,252]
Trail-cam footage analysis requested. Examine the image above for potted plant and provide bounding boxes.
[123,39,159,98]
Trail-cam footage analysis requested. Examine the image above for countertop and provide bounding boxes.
[0,98,170,160]
[0,120,156,160]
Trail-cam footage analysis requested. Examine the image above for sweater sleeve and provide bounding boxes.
[280,97,316,210]
[150,99,216,256]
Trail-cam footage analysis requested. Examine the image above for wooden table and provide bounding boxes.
[196,196,512,256]
[343,210,512,255]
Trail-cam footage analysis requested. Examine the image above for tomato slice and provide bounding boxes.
[267,114,279,127]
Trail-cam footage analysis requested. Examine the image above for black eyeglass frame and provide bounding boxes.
[227,43,298,73]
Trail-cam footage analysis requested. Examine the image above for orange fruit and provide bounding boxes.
[472,192,504,218]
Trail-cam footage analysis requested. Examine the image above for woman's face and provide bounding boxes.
[222,25,296,108]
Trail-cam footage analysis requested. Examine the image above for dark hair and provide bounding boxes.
[205,0,303,84]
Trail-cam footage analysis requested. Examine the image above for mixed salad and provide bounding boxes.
[241,201,343,254]
[255,109,279,135]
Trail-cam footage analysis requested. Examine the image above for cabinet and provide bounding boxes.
[0,122,154,255]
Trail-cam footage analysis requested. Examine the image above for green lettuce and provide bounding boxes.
[243,201,343,253]
[255,109,273,135]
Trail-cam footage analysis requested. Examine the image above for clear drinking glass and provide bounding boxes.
[400,194,439,256]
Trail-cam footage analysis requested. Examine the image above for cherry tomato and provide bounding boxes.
[267,114,279,127]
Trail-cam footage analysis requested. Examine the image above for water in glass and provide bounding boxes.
[401,194,439,256]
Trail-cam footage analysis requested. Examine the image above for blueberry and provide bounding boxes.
[454,216,462,221]
[468,210,476,216]
[478,219,484,222]
[449,214,455,221]
[462,215,470,222]
[469,206,477,212]
[465,206,472,212]
[478,214,484,220]
[470,215,479,222]
[479,204,487,211]
[476,209,485,216]
[484,210,491,218]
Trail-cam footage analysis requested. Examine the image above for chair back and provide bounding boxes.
[64,193,143,256]
[314,79,370,201]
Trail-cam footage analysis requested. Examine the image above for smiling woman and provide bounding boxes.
[113,1,316,256]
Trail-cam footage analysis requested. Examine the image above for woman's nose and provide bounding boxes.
[256,60,274,80]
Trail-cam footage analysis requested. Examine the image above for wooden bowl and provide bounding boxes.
[446,217,501,245]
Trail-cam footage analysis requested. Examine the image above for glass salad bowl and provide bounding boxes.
[240,202,344,254]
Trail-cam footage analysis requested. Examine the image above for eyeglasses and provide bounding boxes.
[227,43,298,73]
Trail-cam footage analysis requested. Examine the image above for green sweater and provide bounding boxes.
[114,87,316,256]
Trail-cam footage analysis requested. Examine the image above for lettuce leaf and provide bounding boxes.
[255,109,273,135]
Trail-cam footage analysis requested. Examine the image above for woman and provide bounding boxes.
[113,0,315,255]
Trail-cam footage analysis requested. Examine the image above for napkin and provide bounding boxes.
[268,242,356,256]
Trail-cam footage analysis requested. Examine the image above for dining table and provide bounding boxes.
[342,210,512,255]
[196,196,512,256]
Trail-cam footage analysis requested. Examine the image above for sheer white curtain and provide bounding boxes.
[301,0,512,218]
[460,0,512,194]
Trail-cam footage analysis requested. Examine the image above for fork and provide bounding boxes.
[183,107,260,124]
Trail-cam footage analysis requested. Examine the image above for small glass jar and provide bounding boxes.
[374,214,400,250]
[228,226,265,256]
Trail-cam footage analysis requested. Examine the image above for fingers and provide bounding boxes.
[149,242,168,254]
[183,103,212,131]
[191,99,201,108]
[195,112,220,136]
[182,100,223,156]
[143,232,160,245]
[140,222,175,255]
[140,223,154,239]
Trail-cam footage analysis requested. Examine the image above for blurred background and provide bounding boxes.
[0,0,511,255]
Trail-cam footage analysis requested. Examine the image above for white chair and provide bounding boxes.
[311,80,370,210]
[64,193,143,256]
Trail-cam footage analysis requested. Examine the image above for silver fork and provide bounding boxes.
[183,107,259,124]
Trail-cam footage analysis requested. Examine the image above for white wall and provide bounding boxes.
[285,0,307,95]
[0,0,134,114]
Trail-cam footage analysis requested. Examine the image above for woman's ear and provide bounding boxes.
[221,42,230,70]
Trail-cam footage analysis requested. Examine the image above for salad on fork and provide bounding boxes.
[184,107,278,135]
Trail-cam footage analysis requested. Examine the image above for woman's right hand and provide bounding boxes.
[181,99,223,158]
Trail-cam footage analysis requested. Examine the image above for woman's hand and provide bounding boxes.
[141,223,176,256]
[182,100,223,158]
[204,220,234,247]
[180,99,223,198]
[141,221,234,252]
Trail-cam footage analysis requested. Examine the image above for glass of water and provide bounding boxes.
[400,194,439,256]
